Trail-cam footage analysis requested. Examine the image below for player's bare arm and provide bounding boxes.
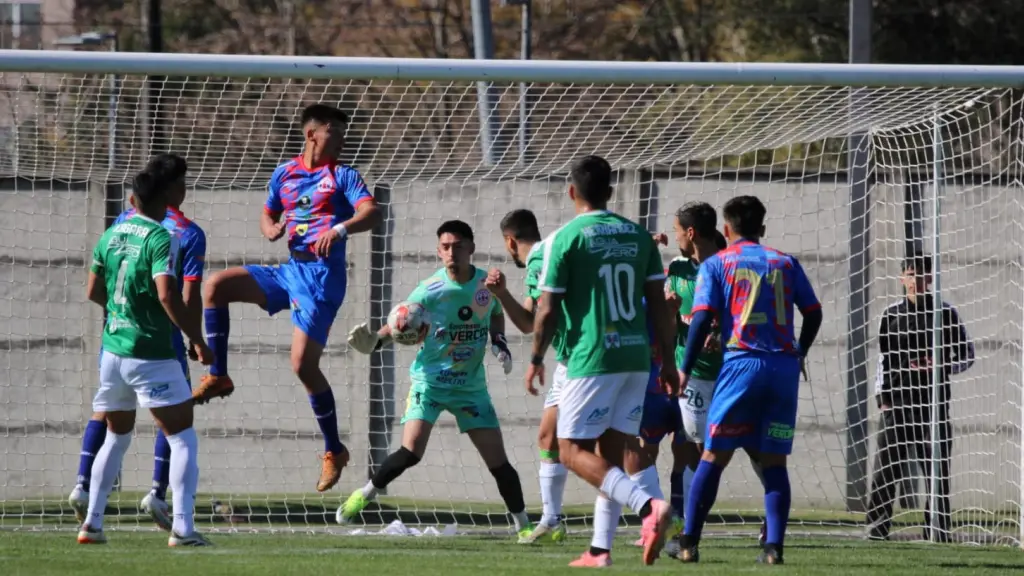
[260,209,287,242]
[644,280,680,396]
[485,268,535,334]
[527,291,562,391]
[86,271,107,307]
[313,201,382,257]
[155,275,213,365]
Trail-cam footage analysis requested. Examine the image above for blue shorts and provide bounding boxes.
[245,259,347,346]
[705,354,800,455]
[639,392,683,444]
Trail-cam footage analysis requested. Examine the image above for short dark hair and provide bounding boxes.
[570,155,613,205]
[133,153,188,206]
[675,201,717,239]
[500,209,541,242]
[436,219,474,242]
[722,195,767,238]
[714,230,727,250]
[301,103,349,127]
[903,253,933,274]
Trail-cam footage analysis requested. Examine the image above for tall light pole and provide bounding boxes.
[53,32,119,174]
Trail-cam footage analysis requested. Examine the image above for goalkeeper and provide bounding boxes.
[341,220,532,536]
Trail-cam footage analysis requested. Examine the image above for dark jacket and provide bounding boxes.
[874,295,975,410]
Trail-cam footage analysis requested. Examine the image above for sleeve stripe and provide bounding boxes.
[799,302,822,313]
[690,304,713,313]
[353,195,375,209]
[182,275,202,282]
[263,206,281,215]
[540,287,566,294]
[647,273,666,281]
[152,271,177,279]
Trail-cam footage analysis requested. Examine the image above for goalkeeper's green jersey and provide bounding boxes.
[523,240,568,364]
[406,267,502,392]
[90,215,179,360]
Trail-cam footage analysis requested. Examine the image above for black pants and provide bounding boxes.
[865,405,952,542]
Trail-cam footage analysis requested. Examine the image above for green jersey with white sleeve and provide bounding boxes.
[539,210,664,378]
[524,240,568,364]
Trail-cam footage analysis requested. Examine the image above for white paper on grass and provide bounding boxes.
[344,519,458,537]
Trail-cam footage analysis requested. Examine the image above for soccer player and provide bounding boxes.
[484,208,568,544]
[194,104,381,492]
[81,166,214,546]
[676,195,823,565]
[341,220,531,536]
[662,202,767,542]
[528,155,679,567]
[69,153,207,532]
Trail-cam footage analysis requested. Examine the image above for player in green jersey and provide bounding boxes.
[529,155,679,567]
[484,209,568,544]
[660,202,768,552]
[341,220,531,536]
[80,165,214,547]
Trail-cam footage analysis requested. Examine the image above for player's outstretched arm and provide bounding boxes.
[531,291,561,362]
[489,310,513,375]
[485,268,535,334]
[86,271,107,308]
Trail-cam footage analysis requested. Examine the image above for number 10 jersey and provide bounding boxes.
[539,210,664,379]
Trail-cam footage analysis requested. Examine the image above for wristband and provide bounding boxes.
[530,354,544,366]
[331,223,348,239]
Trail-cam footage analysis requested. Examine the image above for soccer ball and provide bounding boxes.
[387,302,430,346]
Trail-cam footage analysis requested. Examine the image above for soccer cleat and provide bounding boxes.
[757,543,783,565]
[676,535,700,563]
[141,490,173,532]
[518,520,567,544]
[317,449,349,492]
[639,499,673,565]
[77,524,107,544]
[634,517,681,549]
[568,551,612,568]
[336,488,371,525]
[192,375,235,405]
[68,484,89,523]
[758,520,767,545]
[169,531,214,547]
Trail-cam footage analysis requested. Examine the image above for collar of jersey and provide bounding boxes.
[573,209,609,220]
[443,265,478,286]
[130,213,161,225]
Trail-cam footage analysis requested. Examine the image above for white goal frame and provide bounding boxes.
[1,50,1023,545]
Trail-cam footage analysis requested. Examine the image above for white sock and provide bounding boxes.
[86,431,132,530]
[590,495,622,551]
[167,428,200,536]
[362,481,379,500]
[750,459,766,488]
[513,510,530,532]
[539,461,568,526]
[629,465,664,509]
[599,467,652,514]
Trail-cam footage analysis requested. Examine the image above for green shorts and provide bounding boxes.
[402,382,500,433]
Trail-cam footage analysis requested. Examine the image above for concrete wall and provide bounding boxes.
[1,172,1021,523]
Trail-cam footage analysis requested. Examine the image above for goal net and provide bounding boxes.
[1,53,1022,545]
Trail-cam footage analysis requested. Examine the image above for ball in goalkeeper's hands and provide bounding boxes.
[387,302,430,346]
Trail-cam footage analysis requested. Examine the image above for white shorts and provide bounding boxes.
[681,377,715,444]
[543,362,568,409]
[557,371,648,440]
[94,351,192,412]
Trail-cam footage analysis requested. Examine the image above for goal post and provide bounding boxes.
[1,50,1023,545]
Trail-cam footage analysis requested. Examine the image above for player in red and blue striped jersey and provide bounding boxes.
[69,153,206,532]
[195,104,382,492]
[677,196,823,565]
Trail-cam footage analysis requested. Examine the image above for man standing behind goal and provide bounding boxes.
[529,155,679,567]
[866,253,975,543]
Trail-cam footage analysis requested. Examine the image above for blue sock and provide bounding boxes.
[762,466,791,546]
[683,460,723,542]
[77,420,107,491]
[309,389,345,454]
[152,430,171,500]
[204,307,230,376]
[670,471,685,518]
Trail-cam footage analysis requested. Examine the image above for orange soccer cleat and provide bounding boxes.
[568,551,612,568]
[316,448,350,492]
[192,375,235,405]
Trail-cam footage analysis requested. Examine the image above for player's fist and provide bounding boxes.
[663,366,682,397]
[191,340,214,365]
[266,221,287,242]
[485,268,507,295]
[312,228,342,257]
[652,232,668,246]
[347,323,381,355]
[524,361,545,396]
[490,333,513,375]
[665,290,682,313]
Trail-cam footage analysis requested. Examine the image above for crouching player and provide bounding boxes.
[342,220,532,537]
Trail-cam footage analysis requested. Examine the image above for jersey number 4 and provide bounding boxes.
[599,263,636,322]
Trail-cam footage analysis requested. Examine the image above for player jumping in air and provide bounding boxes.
[342,220,531,537]
[70,154,207,532]
[529,155,679,567]
[677,195,823,565]
[485,208,568,544]
[194,104,381,492]
[662,202,768,547]
[81,164,214,546]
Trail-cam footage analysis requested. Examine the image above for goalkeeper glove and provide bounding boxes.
[490,333,513,375]
[347,323,382,355]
